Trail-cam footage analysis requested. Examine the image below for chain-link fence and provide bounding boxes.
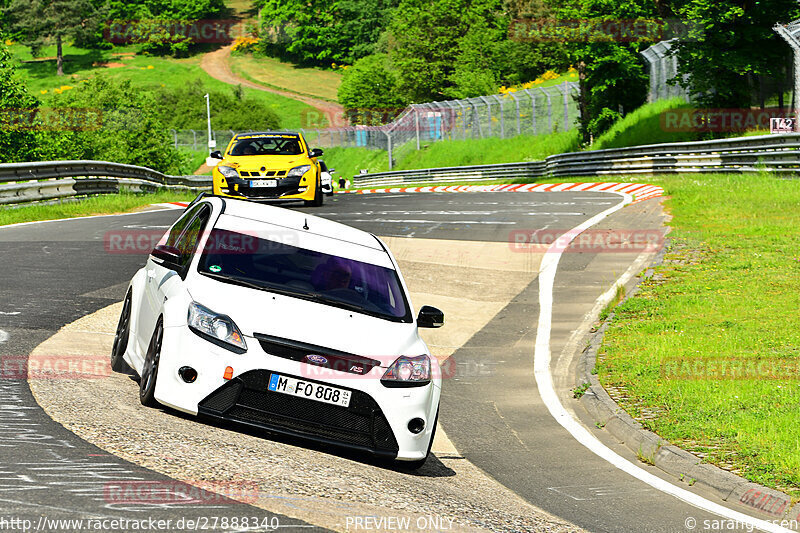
[170,81,579,169]
[641,40,691,103]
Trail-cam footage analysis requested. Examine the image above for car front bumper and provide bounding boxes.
[154,325,440,460]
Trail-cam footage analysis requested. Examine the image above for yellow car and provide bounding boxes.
[210,132,325,206]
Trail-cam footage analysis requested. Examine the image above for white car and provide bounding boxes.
[319,160,334,196]
[111,194,444,467]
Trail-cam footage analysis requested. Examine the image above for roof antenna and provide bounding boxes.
[303,218,309,230]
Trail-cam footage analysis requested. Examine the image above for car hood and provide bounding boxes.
[222,155,309,170]
[187,275,425,363]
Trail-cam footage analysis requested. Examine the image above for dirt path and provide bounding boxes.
[200,45,344,123]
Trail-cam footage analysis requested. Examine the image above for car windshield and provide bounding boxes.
[197,229,411,322]
[229,136,303,156]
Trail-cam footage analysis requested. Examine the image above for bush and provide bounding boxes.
[153,79,281,131]
[43,77,190,174]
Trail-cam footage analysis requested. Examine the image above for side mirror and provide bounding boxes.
[309,148,323,158]
[210,150,223,159]
[417,305,444,328]
[151,244,182,266]
[329,168,336,173]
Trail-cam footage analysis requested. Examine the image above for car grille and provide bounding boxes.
[197,369,399,454]
[224,176,301,199]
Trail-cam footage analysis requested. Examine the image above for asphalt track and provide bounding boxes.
[0,191,757,532]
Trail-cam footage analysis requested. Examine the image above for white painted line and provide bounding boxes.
[0,312,20,316]
[0,207,177,231]
[533,193,791,533]
[346,219,516,225]
[0,330,7,344]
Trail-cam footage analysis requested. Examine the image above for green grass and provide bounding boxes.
[591,98,697,150]
[596,173,800,498]
[229,53,342,103]
[324,131,581,179]
[9,44,318,130]
[0,191,195,226]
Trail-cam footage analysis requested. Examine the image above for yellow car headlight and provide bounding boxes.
[287,165,311,178]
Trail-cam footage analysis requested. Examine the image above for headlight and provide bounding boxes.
[218,166,239,179]
[188,302,247,352]
[287,165,311,178]
[381,355,431,387]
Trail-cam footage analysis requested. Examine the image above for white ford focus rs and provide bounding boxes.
[111,194,444,467]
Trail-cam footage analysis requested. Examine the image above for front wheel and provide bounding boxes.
[303,180,324,207]
[110,291,133,374]
[139,318,163,407]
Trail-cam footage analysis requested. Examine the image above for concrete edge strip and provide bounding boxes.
[577,271,800,526]
[533,192,795,533]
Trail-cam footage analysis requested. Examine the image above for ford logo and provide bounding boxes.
[306,354,328,365]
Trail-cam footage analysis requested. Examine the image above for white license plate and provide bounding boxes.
[250,179,277,188]
[268,373,351,407]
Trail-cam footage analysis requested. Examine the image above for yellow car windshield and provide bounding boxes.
[229,137,303,156]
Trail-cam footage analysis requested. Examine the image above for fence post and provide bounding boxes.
[539,88,553,132]
[171,129,178,149]
[192,130,197,151]
[479,96,493,137]
[414,105,421,150]
[492,95,505,138]
[471,101,483,138]
[509,92,521,136]
[458,101,469,139]
[561,81,570,132]
[384,130,393,169]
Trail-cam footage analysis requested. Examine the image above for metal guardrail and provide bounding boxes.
[0,160,211,206]
[353,133,800,187]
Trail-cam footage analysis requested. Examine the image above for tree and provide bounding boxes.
[0,44,43,163]
[3,0,104,76]
[668,0,800,108]
[337,53,406,123]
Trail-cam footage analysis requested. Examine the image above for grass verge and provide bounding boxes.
[596,173,800,498]
[0,191,195,226]
[228,53,341,103]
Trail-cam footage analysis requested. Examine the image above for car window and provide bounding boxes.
[319,161,328,172]
[229,137,303,156]
[164,203,205,248]
[174,206,211,268]
[197,228,411,322]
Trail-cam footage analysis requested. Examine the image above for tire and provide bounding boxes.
[303,179,324,207]
[399,408,439,470]
[110,291,134,374]
[139,318,163,408]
